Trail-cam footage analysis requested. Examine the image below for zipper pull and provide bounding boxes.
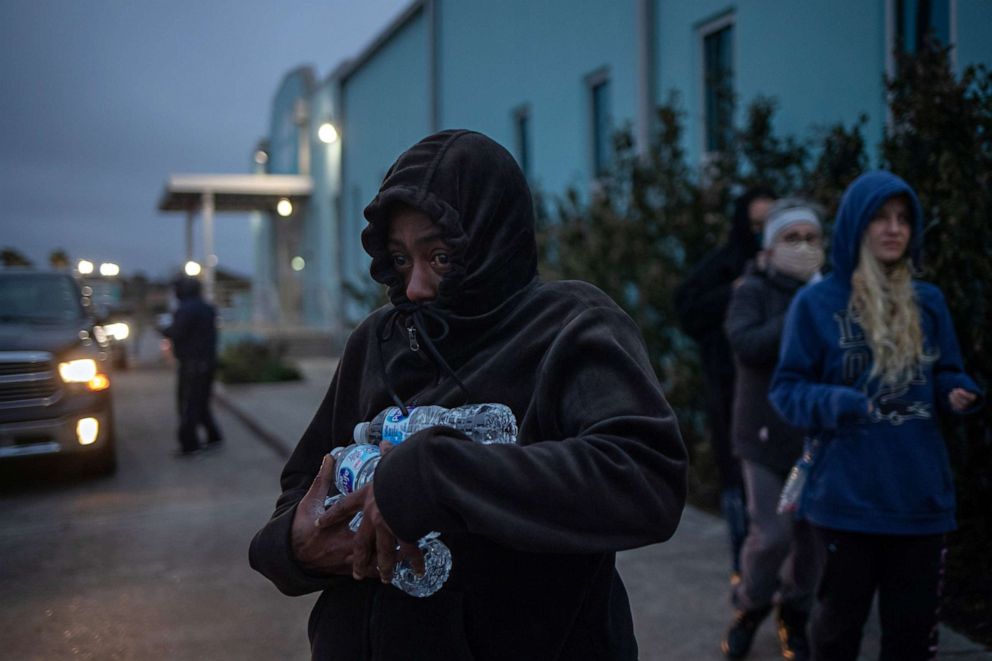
[407,323,420,352]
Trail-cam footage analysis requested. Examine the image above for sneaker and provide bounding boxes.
[203,439,224,452]
[173,447,201,458]
[722,607,771,658]
[776,605,810,661]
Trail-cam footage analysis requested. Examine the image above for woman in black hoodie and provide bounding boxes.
[249,130,688,661]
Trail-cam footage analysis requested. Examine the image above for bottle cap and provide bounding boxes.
[354,421,370,443]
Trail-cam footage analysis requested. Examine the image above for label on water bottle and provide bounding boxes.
[336,444,381,494]
[381,407,417,444]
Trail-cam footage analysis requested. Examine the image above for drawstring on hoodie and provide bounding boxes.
[375,302,468,416]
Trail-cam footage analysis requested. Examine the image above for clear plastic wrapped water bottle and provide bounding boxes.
[353,403,518,445]
[777,440,817,515]
[324,443,451,598]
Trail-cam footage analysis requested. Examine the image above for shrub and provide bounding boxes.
[218,338,302,384]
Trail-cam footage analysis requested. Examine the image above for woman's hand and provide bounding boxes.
[949,388,978,412]
[316,441,424,584]
[290,454,358,576]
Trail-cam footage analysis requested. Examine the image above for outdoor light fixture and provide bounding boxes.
[277,198,293,217]
[76,417,99,445]
[77,260,94,275]
[184,261,202,277]
[291,256,306,271]
[318,122,339,144]
[254,149,269,165]
[99,262,120,277]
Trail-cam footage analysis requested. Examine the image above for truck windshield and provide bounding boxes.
[0,273,86,323]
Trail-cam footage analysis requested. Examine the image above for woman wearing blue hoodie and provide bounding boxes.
[769,171,982,660]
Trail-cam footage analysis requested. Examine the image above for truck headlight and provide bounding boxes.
[105,322,130,341]
[59,359,97,383]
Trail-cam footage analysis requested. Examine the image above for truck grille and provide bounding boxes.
[0,352,61,407]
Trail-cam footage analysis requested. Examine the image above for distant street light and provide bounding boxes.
[276,198,293,217]
[99,262,120,277]
[318,122,339,144]
[254,149,269,165]
[77,259,94,275]
[184,260,202,277]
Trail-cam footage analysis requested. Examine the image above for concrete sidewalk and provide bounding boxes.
[216,357,990,661]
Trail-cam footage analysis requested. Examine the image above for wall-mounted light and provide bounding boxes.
[99,262,120,277]
[318,122,339,144]
[276,198,293,217]
[291,256,306,272]
[184,260,202,277]
[254,149,269,165]
[77,260,94,275]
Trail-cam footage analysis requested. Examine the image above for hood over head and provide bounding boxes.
[173,276,202,300]
[728,185,776,270]
[830,170,924,282]
[362,129,538,317]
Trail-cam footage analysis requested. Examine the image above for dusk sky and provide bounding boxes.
[0,0,408,279]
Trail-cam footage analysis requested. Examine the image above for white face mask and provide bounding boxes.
[769,242,824,281]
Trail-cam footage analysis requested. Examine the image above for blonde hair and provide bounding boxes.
[849,235,926,386]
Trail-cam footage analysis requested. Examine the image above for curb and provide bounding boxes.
[213,386,293,460]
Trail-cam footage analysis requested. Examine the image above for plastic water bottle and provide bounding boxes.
[324,443,451,598]
[777,440,817,515]
[353,403,518,445]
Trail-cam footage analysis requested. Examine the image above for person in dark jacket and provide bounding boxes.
[674,186,776,579]
[162,276,222,456]
[770,172,983,660]
[720,199,825,660]
[249,130,688,661]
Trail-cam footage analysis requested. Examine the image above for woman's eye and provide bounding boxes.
[432,253,451,266]
[391,254,409,268]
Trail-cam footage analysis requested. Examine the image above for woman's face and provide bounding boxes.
[865,196,912,265]
[387,207,453,303]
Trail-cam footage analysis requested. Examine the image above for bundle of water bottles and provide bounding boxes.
[323,403,518,597]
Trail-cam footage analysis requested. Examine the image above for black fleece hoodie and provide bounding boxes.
[249,130,688,661]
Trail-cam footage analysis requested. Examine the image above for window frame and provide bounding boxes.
[585,66,612,181]
[885,0,957,79]
[512,104,532,181]
[697,11,736,162]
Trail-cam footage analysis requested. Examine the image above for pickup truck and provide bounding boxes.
[0,270,117,475]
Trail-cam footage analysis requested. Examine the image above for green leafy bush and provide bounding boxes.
[218,338,302,384]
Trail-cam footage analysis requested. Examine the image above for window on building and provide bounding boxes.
[701,16,735,154]
[514,106,532,180]
[588,71,612,178]
[895,0,951,53]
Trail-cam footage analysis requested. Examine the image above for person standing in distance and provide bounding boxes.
[162,276,222,456]
[675,186,776,582]
[770,171,982,660]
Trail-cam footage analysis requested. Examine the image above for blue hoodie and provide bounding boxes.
[770,171,982,535]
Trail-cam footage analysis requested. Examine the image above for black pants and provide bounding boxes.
[810,526,945,661]
[177,359,222,452]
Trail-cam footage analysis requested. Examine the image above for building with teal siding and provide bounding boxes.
[245,0,991,340]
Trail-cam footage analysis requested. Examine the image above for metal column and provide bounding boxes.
[202,191,215,302]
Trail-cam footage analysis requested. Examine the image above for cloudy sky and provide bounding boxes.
[0,0,408,279]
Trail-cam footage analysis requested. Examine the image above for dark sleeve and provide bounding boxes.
[373,305,688,554]
[248,364,352,597]
[161,304,190,342]
[724,278,785,368]
[675,249,735,340]
[769,293,869,432]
